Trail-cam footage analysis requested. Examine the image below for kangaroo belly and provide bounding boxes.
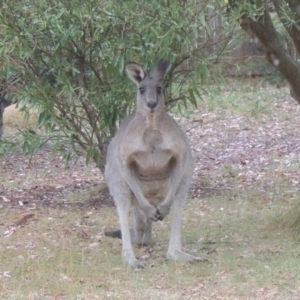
[129,150,176,208]
[138,177,171,207]
[131,150,174,176]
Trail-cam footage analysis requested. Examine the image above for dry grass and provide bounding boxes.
[3,104,38,129]
[1,192,300,299]
[1,79,300,299]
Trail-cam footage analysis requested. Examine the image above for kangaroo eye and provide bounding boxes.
[139,87,145,94]
[156,87,162,94]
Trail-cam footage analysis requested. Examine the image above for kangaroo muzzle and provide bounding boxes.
[147,101,157,111]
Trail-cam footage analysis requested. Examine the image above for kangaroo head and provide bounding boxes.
[125,59,168,113]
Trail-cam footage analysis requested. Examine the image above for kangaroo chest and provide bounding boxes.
[126,129,177,178]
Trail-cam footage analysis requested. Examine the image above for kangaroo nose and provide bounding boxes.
[147,101,157,111]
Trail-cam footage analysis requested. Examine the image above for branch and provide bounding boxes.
[239,7,300,103]
[273,0,300,56]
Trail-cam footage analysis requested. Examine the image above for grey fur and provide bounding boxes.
[104,59,199,268]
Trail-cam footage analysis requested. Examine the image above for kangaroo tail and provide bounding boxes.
[104,229,122,239]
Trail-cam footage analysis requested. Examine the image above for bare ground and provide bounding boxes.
[1,85,300,209]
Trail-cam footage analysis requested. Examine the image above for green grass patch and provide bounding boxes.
[1,189,300,299]
[172,78,288,119]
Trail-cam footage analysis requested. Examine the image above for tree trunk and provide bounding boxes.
[0,76,16,138]
[0,105,4,139]
[234,2,300,103]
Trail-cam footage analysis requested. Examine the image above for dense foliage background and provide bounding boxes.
[1,0,300,173]
[0,0,229,171]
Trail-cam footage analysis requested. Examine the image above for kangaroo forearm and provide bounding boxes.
[125,172,153,208]
[161,168,184,208]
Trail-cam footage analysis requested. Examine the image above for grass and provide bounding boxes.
[3,104,38,129]
[2,79,300,299]
[173,78,286,118]
[1,191,300,299]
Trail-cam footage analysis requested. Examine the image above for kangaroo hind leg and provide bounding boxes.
[166,176,201,262]
[114,193,145,269]
[131,208,153,246]
[104,208,152,246]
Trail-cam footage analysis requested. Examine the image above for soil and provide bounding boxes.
[1,92,300,210]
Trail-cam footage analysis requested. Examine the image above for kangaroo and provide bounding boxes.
[104,59,199,268]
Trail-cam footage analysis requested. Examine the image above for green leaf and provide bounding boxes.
[0,0,229,173]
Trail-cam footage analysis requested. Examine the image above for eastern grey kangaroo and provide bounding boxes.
[104,59,198,268]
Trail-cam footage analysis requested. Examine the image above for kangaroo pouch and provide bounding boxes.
[131,177,171,208]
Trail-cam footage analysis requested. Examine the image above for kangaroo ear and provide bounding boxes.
[157,59,168,76]
[151,59,168,82]
[125,63,145,84]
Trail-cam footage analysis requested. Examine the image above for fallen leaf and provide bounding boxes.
[207,248,218,255]
[4,228,16,237]
[89,242,99,249]
[16,213,35,226]
[3,271,11,278]
[77,230,89,240]
[2,196,10,203]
